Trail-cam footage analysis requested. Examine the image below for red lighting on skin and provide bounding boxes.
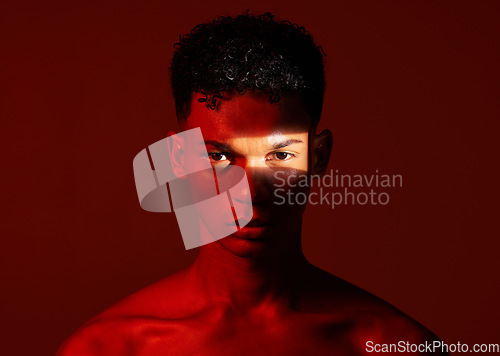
[57,93,444,356]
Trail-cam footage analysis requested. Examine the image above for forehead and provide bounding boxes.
[183,93,312,140]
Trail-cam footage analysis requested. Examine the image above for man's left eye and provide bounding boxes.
[270,152,294,161]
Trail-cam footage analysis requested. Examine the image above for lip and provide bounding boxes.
[231,218,273,241]
[243,218,272,228]
[226,217,271,227]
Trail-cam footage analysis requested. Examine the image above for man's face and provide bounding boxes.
[181,92,314,258]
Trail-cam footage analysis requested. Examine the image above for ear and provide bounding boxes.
[167,130,188,179]
[310,128,332,175]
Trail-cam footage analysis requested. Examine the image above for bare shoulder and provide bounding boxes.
[349,305,442,351]
[103,267,199,318]
[350,307,449,355]
[57,267,201,356]
[303,267,447,354]
[56,317,147,356]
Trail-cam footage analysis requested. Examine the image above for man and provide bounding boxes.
[58,12,446,355]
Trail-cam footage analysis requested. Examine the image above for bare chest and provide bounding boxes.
[122,314,361,356]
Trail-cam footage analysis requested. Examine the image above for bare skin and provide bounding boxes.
[58,93,445,355]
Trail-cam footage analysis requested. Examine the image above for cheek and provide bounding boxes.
[286,144,309,172]
[186,170,218,202]
[269,168,310,208]
[295,153,309,172]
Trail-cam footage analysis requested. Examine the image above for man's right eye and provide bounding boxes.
[209,152,229,162]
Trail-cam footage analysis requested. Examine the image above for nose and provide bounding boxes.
[233,158,271,205]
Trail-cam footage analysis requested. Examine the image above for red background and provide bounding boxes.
[2,1,499,355]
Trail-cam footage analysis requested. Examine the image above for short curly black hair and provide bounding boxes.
[170,12,326,125]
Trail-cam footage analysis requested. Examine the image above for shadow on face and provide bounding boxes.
[170,92,331,258]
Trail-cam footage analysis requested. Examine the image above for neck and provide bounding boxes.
[189,229,312,312]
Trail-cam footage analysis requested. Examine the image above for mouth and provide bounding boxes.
[226,216,269,227]
[243,218,272,228]
[225,217,273,241]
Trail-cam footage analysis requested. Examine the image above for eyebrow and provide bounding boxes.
[272,139,304,149]
[204,140,232,151]
[204,138,304,151]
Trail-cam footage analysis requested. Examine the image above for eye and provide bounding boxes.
[208,152,233,164]
[267,151,296,162]
[275,152,291,160]
[210,152,226,161]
